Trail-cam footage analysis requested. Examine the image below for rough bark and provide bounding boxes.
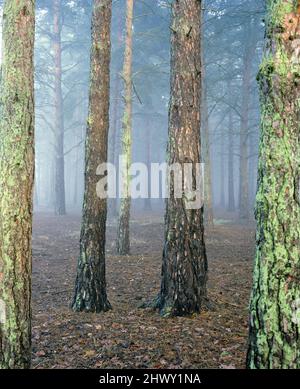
[0,0,35,368]
[157,0,208,317]
[72,0,112,313]
[117,0,134,256]
[53,0,66,216]
[247,0,300,368]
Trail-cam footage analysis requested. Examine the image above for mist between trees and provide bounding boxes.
[96,158,205,209]
[26,0,264,219]
[0,0,299,371]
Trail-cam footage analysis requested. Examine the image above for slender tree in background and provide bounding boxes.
[109,11,123,218]
[202,84,214,226]
[117,0,134,255]
[109,76,121,217]
[227,107,235,212]
[247,0,300,368]
[53,0,66,215]
[144,117,152,212]
[248,131,257,209]
[201,32,214,225]
[72,0,112,313]
[239,20,256,220]
[157,0,208,317]
[219,132,226,208]
[0,0,35,368]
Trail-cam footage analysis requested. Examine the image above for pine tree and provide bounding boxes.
[52,0,66,216]
[117,0,134,255]
[201,39,214,226]
[239,19,258,220]
[72,0,112,313]
[247,0,300,368]
[227,107,235,212]
[109,9,123,218]
[157,0,208,317]
[0,0,35,368]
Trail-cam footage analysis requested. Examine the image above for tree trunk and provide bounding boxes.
[109,12,123,218]
[73,152,79,207]
[73,93,84,207]
[72,0,112,313]
[157,0,208,317]
[53,0,66,216]
[248,131,257,210]
[220,132,226,208]
[117,0,134,255]
[239,22,255,220]
[202,77,214,225]
[201,12,213,226]
[0,0,35,368]
[34,169,39,209]
[227,108,235,212]
[247,0,300,368]
[144,118,152,212]
[109,76,121,217]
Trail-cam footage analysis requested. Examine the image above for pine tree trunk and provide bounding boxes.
[220,133,225,208]
[73,93,83,207]
[117,0,134,255]
[239,22,256,220]
[202,80,214,225]
[144,118,152,212]
[157,0,208,317]
[0,0,35,368]
[109,76,121,218]
[109,12,123,218]
[201,14,213,226]
[247,0,300,368]
[53,0,66,216]
[73,158,78,206]
[72,0,112,313]
[227,108,235,212]
[248,132,257,210]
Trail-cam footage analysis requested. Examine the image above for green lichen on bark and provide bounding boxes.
[0,0,35,369]
[247,0,300,369]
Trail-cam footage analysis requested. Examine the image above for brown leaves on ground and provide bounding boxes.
[31,213,254,369]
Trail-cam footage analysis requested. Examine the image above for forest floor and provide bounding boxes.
[31,212,255,369]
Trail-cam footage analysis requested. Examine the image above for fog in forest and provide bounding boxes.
[0,0,264,221]
[5,0,292,371]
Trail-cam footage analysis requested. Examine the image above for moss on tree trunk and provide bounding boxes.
[247,0,300,369]
[0,0,35,369]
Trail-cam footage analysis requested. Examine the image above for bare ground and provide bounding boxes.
[31,212,255,369]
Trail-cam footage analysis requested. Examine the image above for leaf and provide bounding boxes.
[36,350,46,357]
[84,350,97,358]
[220,364,236,369]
